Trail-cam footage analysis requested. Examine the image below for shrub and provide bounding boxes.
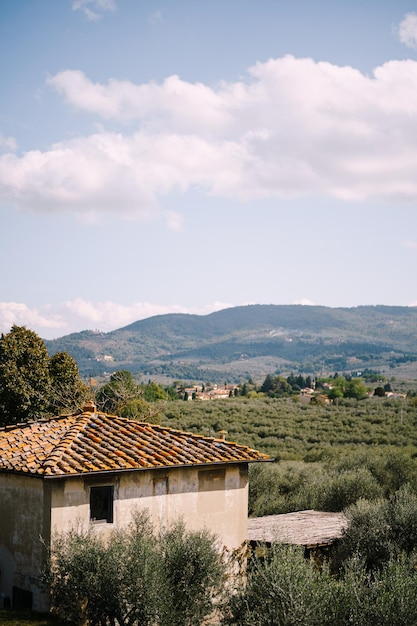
[158,521,225,626]
[335,498,393,572]
[373,451,417,496]
[367,558,417,626]
[311,468,383,512]
[248,462,318,516]
[388,484,417,555]
[335,485,417,575]
[45,512,224,626]
[223,543,344,626]
[45,512,159,626]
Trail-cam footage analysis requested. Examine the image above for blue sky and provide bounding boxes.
[1,0,417,338]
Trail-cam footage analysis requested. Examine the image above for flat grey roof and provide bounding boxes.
[248,510,347,547]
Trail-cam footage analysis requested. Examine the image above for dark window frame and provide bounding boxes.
[90,485,114,523]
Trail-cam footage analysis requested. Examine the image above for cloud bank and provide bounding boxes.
[2,53,417,220]
[0,300,234,339]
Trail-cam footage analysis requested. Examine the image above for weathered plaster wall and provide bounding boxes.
[50,463,249,550]
[0,473,49,610]
[0,463,248,611]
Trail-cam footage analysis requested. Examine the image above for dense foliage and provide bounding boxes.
[0,325,52,424]
[45,512,225,626]
[248,447,417,515]
[94,370,175,421]
[224,543,417,626]
[334,484,417,572]
[0,326,88,425]
[45,499,417,626]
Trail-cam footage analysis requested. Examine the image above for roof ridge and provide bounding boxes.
[0,413,84,432]
[146,421,261,451]
[40,413,92,471]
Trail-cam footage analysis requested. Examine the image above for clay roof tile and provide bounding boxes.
[0,411,269,477]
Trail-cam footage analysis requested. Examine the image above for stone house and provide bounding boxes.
[0,402,268,611]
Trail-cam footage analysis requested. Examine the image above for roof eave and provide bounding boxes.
[42,457,271,480]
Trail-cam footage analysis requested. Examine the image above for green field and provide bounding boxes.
[161,395,417,516]
[161,395,417,462]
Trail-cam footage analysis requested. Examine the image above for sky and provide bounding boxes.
[1,0,417,339]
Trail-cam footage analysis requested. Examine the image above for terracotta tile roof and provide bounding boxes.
[0,408,269,477]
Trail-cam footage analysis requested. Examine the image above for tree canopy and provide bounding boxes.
[95,370,140,415]
[0,325,88,426]
[95,371,167,422]
[0,325,52,425]
[49,351,89,415]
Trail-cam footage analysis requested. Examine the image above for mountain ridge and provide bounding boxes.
[44,304,417,382]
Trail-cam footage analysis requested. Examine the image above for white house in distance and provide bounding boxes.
[0,401,269,611]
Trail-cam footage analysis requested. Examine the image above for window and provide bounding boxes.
[198,468,226,492]
[153,476,168,496]
[90,485,114,523]
[12,587,33,610]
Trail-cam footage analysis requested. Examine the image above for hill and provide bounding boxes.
[44,304,417,382]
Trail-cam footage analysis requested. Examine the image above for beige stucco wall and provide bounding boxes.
[50,463,249,550]
[0,462,249,612]
[0,473,50,611]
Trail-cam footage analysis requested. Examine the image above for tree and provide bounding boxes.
[328,387,343,402]
[336,496,394,572]
[260,374,292,397]
[120,397,161,423]
[344,379,368,400]
[49,351,89,415]
[0,325,52,425]
[0,325,89,426]
[95,370,140,414]
[260,374,274,394]
[143,381,167,402]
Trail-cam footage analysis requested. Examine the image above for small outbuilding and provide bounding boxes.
[0,402,269,611]
[248,509,347,561]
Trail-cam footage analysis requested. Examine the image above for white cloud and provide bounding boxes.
[0,132,17,152]
[294,298,315,306]
[0,130,233,220]
[148,10,163,26]
[402,239,417,250]
[63,298,233,332]
[398,13,417,50]
[72,0,117,21]
[0,299,234,339]
[3,56,417,220]
[164,210,184,232]
[0,303,66,336]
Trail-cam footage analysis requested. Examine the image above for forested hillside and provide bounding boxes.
[45,304,417,382]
